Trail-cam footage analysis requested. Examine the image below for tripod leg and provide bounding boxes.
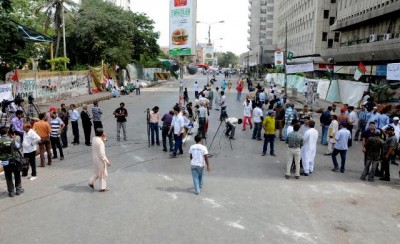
[208,120,224,149]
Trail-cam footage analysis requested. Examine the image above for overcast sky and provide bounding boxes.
[132,0,248,55]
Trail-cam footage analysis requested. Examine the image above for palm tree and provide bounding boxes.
[36,0,77,58]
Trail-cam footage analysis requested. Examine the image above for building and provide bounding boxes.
[245,0,276,70]
[323,0,400,71]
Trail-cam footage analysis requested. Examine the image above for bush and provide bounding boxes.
[47,57,70,71]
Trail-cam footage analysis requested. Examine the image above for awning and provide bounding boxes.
[12,20,54,43]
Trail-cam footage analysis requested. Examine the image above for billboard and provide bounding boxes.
[286,63,314,74]
[274,51,284,68]
[204,44,214,64]
[169,0,197,56]
[387,63,400,81]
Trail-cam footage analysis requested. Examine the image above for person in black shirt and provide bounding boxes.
[113,102,128,141]
[81,104,92,146]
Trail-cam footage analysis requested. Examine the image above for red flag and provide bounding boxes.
[358,62,367,73]
[12,70,19,81]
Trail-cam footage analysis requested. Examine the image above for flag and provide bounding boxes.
[354,62,367,81]
[287,51,294,61]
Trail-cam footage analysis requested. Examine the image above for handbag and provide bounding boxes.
[14,150,29,171]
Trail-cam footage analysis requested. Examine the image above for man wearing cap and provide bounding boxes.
[332,121,351,173]
[301,120,318,175]
[262,111,276,156]
[46,107,57,124]
[382,117,400,165]
[380,126,398,181]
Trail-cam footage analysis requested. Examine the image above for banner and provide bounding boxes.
[286,63,314,74]
[387,63,400,81]
[0,83,13,102]
[204,45,214,63]
[274,51,284,68]
[169,0,197,56]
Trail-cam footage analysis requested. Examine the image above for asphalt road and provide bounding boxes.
[1,74,399,244]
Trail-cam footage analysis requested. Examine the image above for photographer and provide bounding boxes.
[0,126,24,197]
[225,117,243,140]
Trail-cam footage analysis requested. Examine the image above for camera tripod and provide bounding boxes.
[25,101,41,121]
[208,117,233,153]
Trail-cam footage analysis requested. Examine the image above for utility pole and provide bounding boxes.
[62,4,67,68]
[284,21,288,96]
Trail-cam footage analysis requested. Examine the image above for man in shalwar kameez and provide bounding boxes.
[89,129,110,192]
[301,120,319,176]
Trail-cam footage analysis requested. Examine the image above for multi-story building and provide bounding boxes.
[275,0,337,64]
[246,0,276,69]
[323,0,400,68]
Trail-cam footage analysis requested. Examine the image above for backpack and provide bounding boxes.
[0,137,15,161]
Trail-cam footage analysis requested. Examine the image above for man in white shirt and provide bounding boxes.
[225,117,243,140]
[194,81,199,98]
[382,116,400,165]
[242,99,253,131]
[347,106,357,147]
[252,103,263,140]
[197,103,208,139]
[21,122,41,180]
[331,121,352,173]
[169,106,185,157]
[189,135,210,195]
[219,91,228,121]
[301,120,319,176]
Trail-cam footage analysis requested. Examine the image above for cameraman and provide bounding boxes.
[225,117,243,140]
[0,126,23,197]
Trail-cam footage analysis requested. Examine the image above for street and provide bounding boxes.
[1,74,400,244]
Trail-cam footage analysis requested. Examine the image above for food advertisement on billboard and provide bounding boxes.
[204,45,214,63]
[169,0,197,56]
[274,51,284,68]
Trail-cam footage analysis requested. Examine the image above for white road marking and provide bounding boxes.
[134,156,144,162]
[167,193,177,201]
[202,198,222,208]
[277,225,315,243]
[160,175,173,181]
[226,220,245,230]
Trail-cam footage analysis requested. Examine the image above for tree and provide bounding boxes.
[67,0,160,68]
[216,51,239,68]
[0,0,29,80]
[36,0,77,58]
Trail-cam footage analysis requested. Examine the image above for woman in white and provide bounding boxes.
[89,128,110,192]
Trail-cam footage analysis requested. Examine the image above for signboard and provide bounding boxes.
[169,0,197,56]
[0,83,13,102]
[286,63,314,74]
[204,45,214,63]
[387,63,400,81]
[274,51,284,67]
[375,65,387,76]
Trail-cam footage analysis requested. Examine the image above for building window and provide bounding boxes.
[329,17,335,25]
[328,39,334,48]
[324,10,329,19]
[334,32,340,42]
[322,32,328,41]
[331,0,336,3]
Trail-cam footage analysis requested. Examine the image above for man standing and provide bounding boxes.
[377,108,390,129]
[149,106,160,146]
[113,102,128,141]
[197,103,208,139]
[169,106,184,157]
[33,113,52,166]
[135,80,141,95]
[189,135,210,195]
[214,87,220,111]
[382,117,400,165]
[242,99,253,131]
[274,101,285,141]
[320,106,332,145]
[194,81,199,98]
[283,103,294,140]
[347,106,357,147]
[92,101,103,132]
[11,110,24,142]
[81,105,92,146]
[354,105,367,141]
[285,123,303,179]
[301,120,318,175]
[360,130,383,182]
[0,127,23,197]
[262,111,276,157]
[70,104,80,145]
[258,89,266,104]
[50,111,65,160]
[59,108,69,148]
[331,122,351,173]
[236,83,243,101]
[21,122,41,180]
[252,103,263,140]
[325,115,338,156]
[219,91,227,121]
[379,126,398,181]
[207,87,213,110]
[161,110,174,152]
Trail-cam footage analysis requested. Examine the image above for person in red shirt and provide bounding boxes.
[236,83,243,102]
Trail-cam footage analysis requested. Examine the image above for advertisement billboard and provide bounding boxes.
[274,51,284,68]
[204,45,214,64]
[169,0,197,56]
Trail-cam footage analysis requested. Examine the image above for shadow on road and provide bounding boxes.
[155,186,193,194]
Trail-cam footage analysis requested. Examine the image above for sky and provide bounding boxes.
[131,0,248,55]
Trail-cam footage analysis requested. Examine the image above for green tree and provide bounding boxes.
[217,51,239,68]
[0,0,29,80]
[36,0,77,58]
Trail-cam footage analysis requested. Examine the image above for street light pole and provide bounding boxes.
[369,52,374,88]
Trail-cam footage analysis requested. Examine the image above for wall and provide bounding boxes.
[13,70,90,104]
